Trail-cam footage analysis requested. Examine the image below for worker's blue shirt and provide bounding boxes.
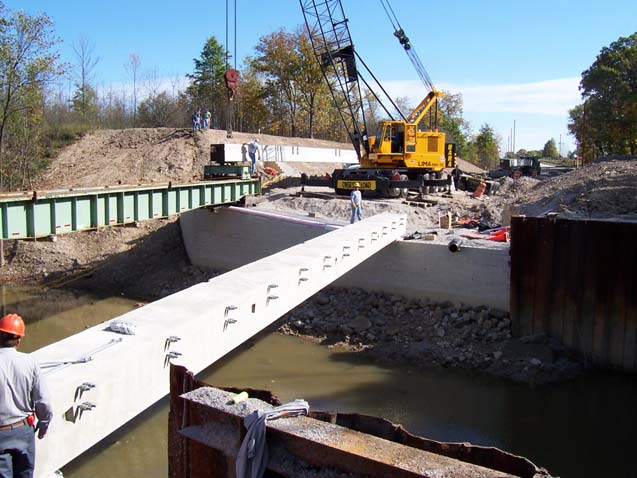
[350,190,362,207]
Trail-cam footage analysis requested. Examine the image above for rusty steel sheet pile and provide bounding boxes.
[168,365,551,478]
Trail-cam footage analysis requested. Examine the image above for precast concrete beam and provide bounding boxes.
[31,212,406,478]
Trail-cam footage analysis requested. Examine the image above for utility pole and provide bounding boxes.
[513,120,516,157]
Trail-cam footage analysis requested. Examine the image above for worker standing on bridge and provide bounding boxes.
[192,110,201,132]
[350,183,363,223]
[247,139,260,175]
[0,314,52,478]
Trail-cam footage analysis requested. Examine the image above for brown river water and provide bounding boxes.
[3,285,636,478]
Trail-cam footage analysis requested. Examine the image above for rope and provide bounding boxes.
[39,338,123,376]
[236,399,310,478]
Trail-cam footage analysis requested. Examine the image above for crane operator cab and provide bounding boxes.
[372,123,406,155]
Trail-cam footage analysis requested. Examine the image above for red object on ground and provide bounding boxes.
[473,182,487,198]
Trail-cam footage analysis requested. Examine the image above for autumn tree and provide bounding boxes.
[0,3,63,189]
[295,29,331,138]
[569,32,637,160]
[438,91,471,158]
[234,65,267,133]
[251,29,302,136]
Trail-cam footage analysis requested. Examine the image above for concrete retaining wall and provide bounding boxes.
[221,142,357,164]
[180,207,510,310]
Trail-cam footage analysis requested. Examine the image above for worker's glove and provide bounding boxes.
[35,422,48,439]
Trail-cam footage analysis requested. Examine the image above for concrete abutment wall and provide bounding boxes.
[180,207,510,311]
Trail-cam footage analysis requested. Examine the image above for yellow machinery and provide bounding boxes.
[365,91,447,171]
[299,0,455,196]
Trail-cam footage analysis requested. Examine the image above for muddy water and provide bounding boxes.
[3,286,636,478]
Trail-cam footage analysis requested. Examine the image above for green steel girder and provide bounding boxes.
[0,179,260,240]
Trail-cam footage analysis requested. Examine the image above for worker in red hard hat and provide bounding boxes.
[0,313,52,478]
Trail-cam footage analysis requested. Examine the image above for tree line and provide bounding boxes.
[3,3,629,191]
[568,33,637,162]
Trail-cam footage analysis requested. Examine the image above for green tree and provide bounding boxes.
[569,32,637,159]
[472,123,500,169]
[186,36,228,129]
[72,83,98,122]
[542,138,559,158]
[0,3,63,189]
[137,91,180,127]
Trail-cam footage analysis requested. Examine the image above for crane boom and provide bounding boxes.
[299,0,369,159]
[299,0,456,198]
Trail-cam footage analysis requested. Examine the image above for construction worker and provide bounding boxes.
[0,314,52,478]
[350,182,363,224]
[247,139,260,175]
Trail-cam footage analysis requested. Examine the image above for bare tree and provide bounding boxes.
[125,53,141,126]
[143,67,163,99]
[72,35,100,119]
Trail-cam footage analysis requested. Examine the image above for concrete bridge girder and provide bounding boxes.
[31,212,406,478]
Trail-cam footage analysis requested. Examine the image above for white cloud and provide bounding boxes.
[382,77,582,151]
[383,77,582,116]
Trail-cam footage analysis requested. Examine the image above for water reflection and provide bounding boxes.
[0,285,137,351]
[3,286,635,478]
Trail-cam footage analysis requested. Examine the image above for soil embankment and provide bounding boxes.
[3,127,636,385]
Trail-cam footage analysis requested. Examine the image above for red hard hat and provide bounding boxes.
[0,313,25,337]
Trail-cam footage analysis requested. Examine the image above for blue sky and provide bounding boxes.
[10,0,637,153]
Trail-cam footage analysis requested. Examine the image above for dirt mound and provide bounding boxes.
[514,160,637,218]
[36,128,352,189]
[35,126,637,223]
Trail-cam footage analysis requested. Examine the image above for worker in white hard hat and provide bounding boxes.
[247,138,261,176]
[350,182,363,224]
[0,314,52,477]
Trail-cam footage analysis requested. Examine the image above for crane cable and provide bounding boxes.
[379,0,435,91]
[225,0,237,69]
[224,0,238,137]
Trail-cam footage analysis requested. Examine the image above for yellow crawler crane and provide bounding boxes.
[300,0,456,197]
[365,91,447,171]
